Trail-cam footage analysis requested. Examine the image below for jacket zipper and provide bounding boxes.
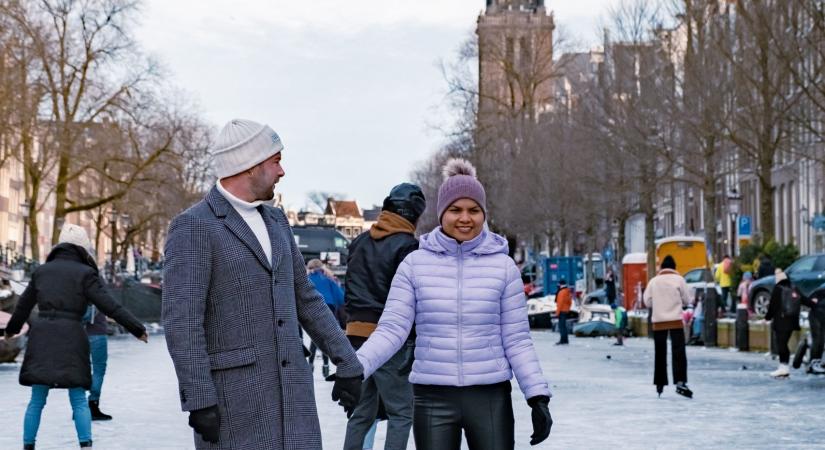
[457,246,464,385]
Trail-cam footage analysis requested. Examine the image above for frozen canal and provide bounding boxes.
[2,329,824,449]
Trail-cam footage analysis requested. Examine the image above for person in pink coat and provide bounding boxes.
[355,159,552,450]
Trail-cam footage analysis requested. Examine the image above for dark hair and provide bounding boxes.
[559,279,567,285]
[661,255,676,270]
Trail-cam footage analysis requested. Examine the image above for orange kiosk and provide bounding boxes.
[622,252,648,311]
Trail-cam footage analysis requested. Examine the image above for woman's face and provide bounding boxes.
[441,198,484,242]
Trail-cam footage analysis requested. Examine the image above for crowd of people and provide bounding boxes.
[3,117,824,449]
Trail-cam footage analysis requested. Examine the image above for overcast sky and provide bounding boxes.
[136,0,619,210]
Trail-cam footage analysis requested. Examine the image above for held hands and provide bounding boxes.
[527,395,552,446]
[188,405,220,443]
[325,373,363,418]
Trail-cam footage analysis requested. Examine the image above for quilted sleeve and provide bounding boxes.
[501,258,551,399]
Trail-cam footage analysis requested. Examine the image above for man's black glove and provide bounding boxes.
[188,405,220,443]
[527,395,552,446]
[326,373,363,418]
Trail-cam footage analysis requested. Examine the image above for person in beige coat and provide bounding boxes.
[643,255,693,398]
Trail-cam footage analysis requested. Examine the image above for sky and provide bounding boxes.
[135,0,619,211]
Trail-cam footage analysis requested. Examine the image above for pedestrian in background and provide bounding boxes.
[162,119,362,449]
[605,267,617,306]
[737,271,753,308]
[612,303,627,346]
[555,279,573,345]
[306,258,345,377]
[800,287,825,375]
[355,159,552,449]
[342,183,425,450]
[643,255,692,398]
[85,306,114,421]
[765,269,799,378]
[3,224,147,449]
[714,255,733,313]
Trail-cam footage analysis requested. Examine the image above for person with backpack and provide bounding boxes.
[765,269,800,378]
[611,303,627,346]
[555,280,573,345]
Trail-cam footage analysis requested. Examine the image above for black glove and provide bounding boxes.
[188,405,220,443]
[326,373,363,418]
[397,345,415,376]
[527,395,552,446]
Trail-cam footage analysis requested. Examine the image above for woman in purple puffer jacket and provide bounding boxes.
[356,159,552,450]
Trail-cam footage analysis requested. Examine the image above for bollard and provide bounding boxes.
[736,304,749,351]
[703,288,718,347]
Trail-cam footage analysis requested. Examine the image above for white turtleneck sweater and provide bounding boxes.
[216,181,272,264]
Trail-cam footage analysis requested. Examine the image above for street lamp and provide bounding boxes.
[20,202,30,260]
[728,189,742,257]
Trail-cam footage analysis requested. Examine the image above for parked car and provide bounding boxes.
[748,253,825,315]
[682,268,723,300]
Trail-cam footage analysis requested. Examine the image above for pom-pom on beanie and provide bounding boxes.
[436,158,487,223]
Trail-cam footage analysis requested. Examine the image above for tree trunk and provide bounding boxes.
[703,182,717,262]
[758,160,774,242]
[643,191,656,279]
[51,148,71,245]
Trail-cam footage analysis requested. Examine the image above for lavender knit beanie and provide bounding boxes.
[436,158,487,223]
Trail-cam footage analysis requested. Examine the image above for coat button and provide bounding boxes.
[277,319,284,326]
[281,360,289,367]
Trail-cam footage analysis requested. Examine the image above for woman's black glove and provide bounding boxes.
[188,405,220,443]
[527,395,552,446]
[326,373,363,418]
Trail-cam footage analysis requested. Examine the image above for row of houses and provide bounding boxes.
[285,198,380,241]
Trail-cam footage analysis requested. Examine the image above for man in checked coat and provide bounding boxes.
[162,118,363,449]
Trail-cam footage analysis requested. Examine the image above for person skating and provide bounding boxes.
[342,183,425,450]
[306,258,345,377]
[3,224,148,449]
[355,159,552,449]
[765,269,800,379]
[162,119,362,449]
[85,307,113,421]
[612,303,627,346]
[643,255,692,398]
[714,255,734,313]
[801,287,825,375]
[555,279,573,345]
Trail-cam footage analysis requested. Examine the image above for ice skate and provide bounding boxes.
[770,364,790,378]
[675,382,693,398]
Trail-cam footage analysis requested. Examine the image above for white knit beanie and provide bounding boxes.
[58,223,92,254]
[212,119,284,178]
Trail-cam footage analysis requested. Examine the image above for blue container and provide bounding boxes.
[542,256,585,295]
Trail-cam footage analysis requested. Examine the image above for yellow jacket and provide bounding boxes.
[715,262,733,288]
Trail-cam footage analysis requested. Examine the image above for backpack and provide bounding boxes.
[780,287,800,319]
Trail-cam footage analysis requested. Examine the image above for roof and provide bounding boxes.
[622,253,648,264]
[655,236,706,245]
[326,200,362,218]
[362,207,381,222]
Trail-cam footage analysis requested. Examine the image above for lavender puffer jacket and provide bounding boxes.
[356,227,551,399]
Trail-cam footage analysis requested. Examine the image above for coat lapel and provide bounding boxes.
[206,187,273,272]
[260,207,284,272]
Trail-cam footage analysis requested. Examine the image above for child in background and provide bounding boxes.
[737,272,753,307]
[612,303,627,346]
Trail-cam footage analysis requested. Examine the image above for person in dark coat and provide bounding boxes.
[801,287,825,374]
[3,224,147,449]
[757,254,774,280]
[162,119,363,450]
[343,182,425,450]
[765,269,799,378]
[605,267,617,306]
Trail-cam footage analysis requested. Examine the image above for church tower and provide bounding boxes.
[476,0,556,120]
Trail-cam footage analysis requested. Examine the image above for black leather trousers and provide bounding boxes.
[412,381,514,450]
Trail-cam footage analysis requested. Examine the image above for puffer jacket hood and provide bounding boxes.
[356,227,551,400]
[419,227,508,257]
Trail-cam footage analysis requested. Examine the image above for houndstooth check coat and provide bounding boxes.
[162,187,362,449]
